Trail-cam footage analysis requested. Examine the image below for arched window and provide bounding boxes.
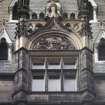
[39,12,45,19]
[0,38,8,60]
[70,13,75,20]
[32,13,37,19]
[12,2,18,20]
[98,38,105,61]
[63,13,68,19]
[87,1,93,20]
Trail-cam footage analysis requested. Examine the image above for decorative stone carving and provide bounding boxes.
[16,19,28,37]
[46,0,62,18]
[16,19,35,37]
[34,36,75,50]
[65,22,83,34]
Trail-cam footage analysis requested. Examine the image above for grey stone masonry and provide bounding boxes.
[0,0,12,21]
[30,0,78,18]
[79,48,95,104]
[13,48,31,105]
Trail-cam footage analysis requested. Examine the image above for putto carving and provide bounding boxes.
[34,36,75,50]
[46,0,62,18]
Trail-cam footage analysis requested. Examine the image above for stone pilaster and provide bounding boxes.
[79,48,95,105]
[13,48,31,105]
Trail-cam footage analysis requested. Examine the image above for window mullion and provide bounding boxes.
[44,58,48,92]
[60,69,64,92]
[60,57,64,92]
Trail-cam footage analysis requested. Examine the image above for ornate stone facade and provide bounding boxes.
[0,0,105,105]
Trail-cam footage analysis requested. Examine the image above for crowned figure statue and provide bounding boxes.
[46,0,62,18]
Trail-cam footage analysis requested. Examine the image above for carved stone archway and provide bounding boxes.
[27,31,83,50]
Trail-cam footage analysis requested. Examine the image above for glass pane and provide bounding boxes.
[48,79,61,91]
[64,79,77,91]
[32,79,45,91]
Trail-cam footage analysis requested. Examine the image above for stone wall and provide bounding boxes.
[0,0,12,21]
[95,78,105,103]
[0,80,13,102]
[95,0,105,20]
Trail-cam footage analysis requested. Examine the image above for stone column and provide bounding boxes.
[16,36,20,51]
[93,7,97,22]
[79,48,95,105]
[9,9,12,22]
[8,43,12,61]
[13,48,31,105]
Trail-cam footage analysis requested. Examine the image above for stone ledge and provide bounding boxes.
[28,92,82,104]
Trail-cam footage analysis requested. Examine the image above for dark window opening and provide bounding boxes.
[18,0,29,7]
[63,13,68,19]
[32,13,37,19]
[87,2,93,20]
[98,38,105,61]
[0,38,8,60]
[70,13,75,20]
[39,12,45,19]
[12,2,18,20]
[25,14,30,19]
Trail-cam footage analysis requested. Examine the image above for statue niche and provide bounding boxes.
[33,36,75,50]
[46,0,62,18]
